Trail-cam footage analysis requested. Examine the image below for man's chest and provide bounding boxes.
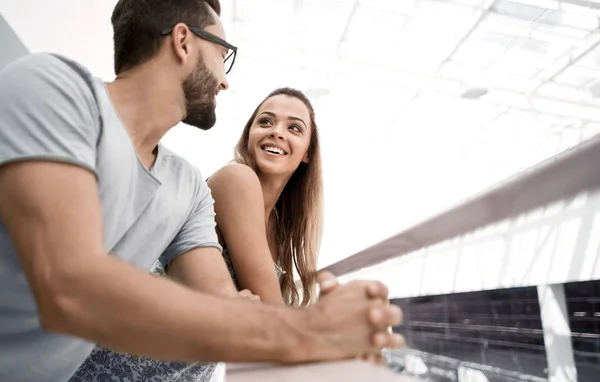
[94,140,194,269]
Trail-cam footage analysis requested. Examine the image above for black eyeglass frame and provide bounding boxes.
[161,25,237,74]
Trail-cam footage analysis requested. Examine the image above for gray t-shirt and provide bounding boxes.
[0,53,222,382]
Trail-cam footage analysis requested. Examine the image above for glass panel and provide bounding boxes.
[536,83,595,103]
[234,0,294,22]
[491,0,547,21]
[485,10,540,28]
[556,65,600,88]
[359,0,418,13]
[583,122,600,140]
[564,280,600,382]
[542,9,600,30]
[511,0,558,8]
[347,6,413,43]
[535,22,592,39]
[389,287,549,380]
[577,47,600,71]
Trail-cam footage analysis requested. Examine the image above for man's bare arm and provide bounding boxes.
[0,161,297,362]
[0,160,402,364]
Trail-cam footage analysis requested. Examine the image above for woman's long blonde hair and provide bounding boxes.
[233,87,323,307]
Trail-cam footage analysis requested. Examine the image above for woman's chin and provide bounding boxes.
[256,161,291,177]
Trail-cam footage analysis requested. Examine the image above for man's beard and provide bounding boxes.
[182,57,219,130]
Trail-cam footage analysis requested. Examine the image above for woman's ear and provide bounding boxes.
[302,152,309,164]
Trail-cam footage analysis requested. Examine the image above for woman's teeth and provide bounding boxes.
[264,146,285,155]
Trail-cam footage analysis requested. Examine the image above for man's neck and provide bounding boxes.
[105,63,185,165]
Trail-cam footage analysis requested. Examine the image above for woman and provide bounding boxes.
[209,86,323,306]
[70,87,323,381]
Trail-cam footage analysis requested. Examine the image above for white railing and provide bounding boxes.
[323,134,600,382]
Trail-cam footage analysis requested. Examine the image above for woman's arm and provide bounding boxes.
[208,163,285,305]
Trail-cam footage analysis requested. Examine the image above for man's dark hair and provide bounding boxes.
[111,0,221,75]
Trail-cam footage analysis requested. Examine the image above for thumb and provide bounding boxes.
[317,271,339,297]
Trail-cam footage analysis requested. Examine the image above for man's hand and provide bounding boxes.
[291,273,403,364]
[316,271,405,365]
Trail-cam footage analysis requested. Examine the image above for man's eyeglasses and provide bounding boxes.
[161,25,237,74]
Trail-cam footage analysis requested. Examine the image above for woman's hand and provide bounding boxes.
[238,289,261,302]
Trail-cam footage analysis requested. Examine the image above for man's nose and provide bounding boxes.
[219,77,229,91]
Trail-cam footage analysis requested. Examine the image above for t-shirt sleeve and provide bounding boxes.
[159,175,223,267]
[0,53,100,174]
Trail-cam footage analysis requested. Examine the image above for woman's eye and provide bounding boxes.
[289,125,301,132]
[258,117,273,125]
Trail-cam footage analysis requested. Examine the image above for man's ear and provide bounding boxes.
[170,23,192,65]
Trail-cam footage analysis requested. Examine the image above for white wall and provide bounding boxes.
[0,13,29,70]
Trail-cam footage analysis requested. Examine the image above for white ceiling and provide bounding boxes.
[3,0,600,267]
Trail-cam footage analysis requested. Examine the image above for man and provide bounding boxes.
[0,0,403,381]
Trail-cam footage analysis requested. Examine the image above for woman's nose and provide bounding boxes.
[269,126,285,140]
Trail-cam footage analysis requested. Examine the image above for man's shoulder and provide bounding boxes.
[0,52,102,168]
[0,52,101,116]
[2,52,95,85]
